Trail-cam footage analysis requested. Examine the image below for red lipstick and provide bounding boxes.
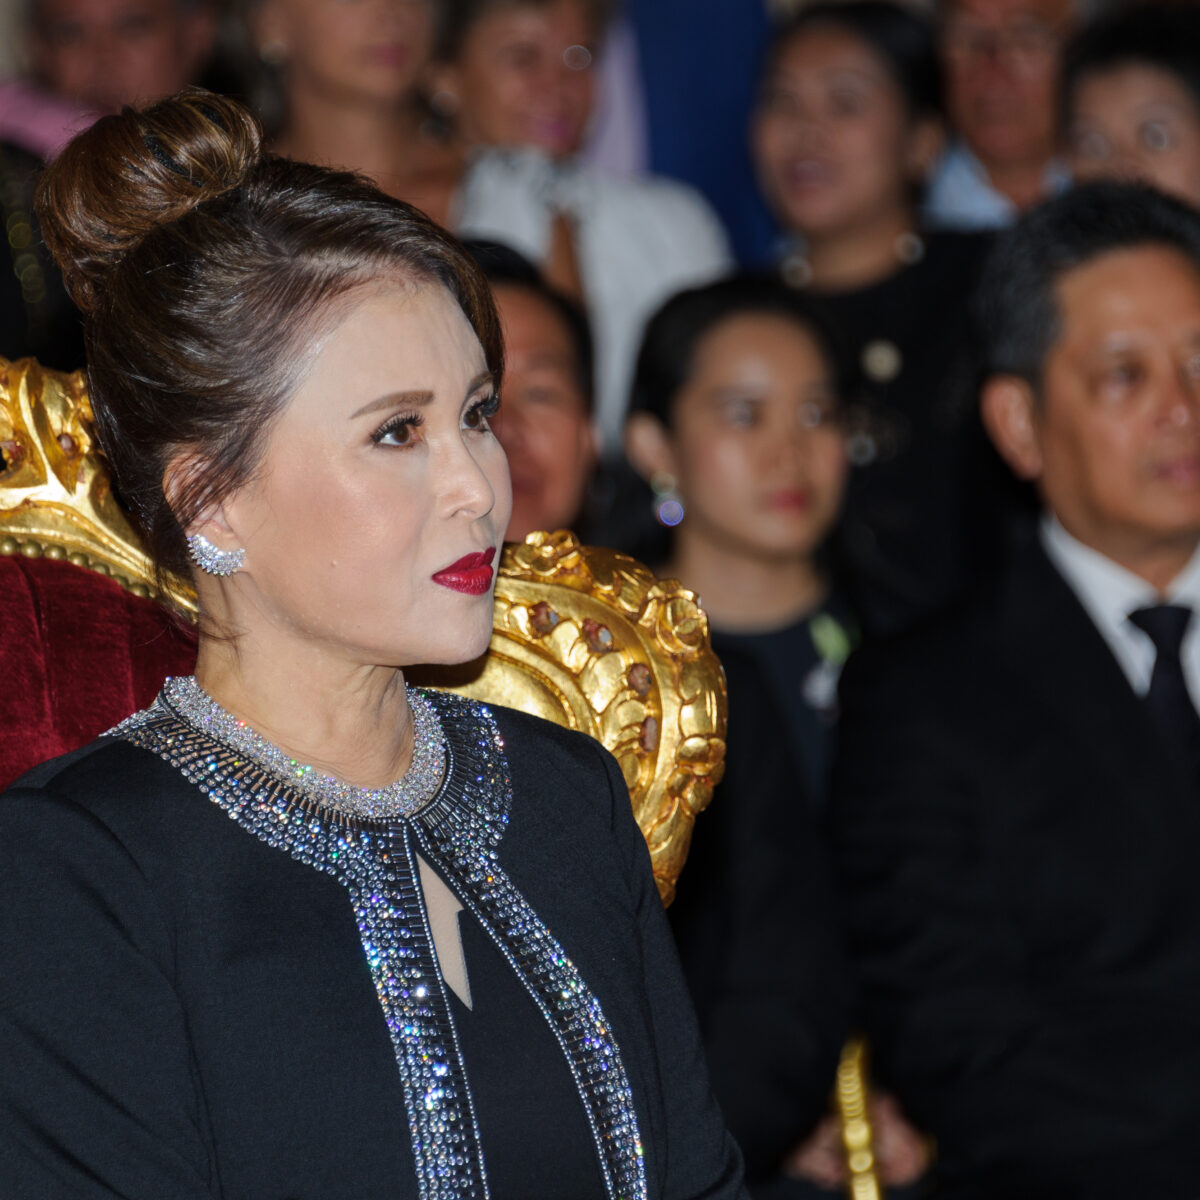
[432,547,496,596]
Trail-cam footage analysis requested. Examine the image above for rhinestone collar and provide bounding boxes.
[159,675,447,820]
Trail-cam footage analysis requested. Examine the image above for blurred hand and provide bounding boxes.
[870,1092,931,1186]
[783,1114,846,1190]
[782,1092,931,1190]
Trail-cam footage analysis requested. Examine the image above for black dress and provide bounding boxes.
[669,610,855,1185]
[0,684,746,1200]
[793,231,1004,640]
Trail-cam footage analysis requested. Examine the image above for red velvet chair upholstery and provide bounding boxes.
[0,554,197,789]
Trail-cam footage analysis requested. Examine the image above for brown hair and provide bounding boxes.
[36,88,502,590]
[435,0,617,61]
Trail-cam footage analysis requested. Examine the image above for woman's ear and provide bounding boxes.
[250,0,290,63]
[425,61,463,121]
[163,452,238,546]
[981,375,1044,482]
[623,413,676,485]
[905,115,945,184]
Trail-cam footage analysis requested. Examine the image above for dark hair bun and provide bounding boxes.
[36,89,263,314]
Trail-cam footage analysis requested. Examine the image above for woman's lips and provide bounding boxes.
[432,546,496,595]
[765,488,812,512]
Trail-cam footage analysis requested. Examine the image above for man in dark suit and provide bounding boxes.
[832,180,1200,1198]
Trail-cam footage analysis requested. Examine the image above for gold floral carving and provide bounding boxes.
[413,530,727,906]
[1,360,727,904]
[0,357,195,614]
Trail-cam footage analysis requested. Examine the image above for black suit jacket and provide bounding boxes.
[831,534,1200,1198]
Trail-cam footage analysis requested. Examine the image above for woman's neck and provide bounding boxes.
[194,632,415,790]
[664,532,828,634]
[275,91,453,207]
[803,207,916,292]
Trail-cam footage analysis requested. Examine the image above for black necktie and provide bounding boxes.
[1128,604,1200,784]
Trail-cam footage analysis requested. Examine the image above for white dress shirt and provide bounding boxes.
[923,140,1070,233]
[1040,513,1200,710]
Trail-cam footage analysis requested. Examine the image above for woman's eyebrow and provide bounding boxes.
[350,390,434,419]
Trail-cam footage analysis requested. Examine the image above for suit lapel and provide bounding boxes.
[994,537,1181,796]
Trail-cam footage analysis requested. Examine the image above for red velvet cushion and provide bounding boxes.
[0,555,198,789]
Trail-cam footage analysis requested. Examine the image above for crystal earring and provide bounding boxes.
[186,533,245,577]
[650,471,685,528]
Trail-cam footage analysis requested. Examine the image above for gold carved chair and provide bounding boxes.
[0,356,882,1193]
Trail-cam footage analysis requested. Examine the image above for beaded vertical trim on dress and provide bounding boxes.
[111,681,647,1200]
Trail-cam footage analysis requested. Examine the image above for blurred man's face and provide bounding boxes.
[941,0,1071,174]
[33,0,215,112]
[999,246,1200,568]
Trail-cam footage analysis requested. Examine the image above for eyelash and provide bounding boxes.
[369,393,501,446]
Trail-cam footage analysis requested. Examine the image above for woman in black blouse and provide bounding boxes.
[0,89,744,1200]
[752,1,1002,640]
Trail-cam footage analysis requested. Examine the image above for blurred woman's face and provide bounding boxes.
[255,0,435,109]
[667,313,847,562]
[752,25,926,240]
[1068,64,1200,210]
[213,284,511,667]
[441,0,598,158]
[490,284,595,541]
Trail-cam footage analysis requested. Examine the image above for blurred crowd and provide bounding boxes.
[5,0,1200,1195]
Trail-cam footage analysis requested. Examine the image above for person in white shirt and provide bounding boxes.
[925,0,1074,230]
[429,0,732,454]
[832,180,1200,1197]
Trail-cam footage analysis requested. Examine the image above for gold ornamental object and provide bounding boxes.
[0,357,196,614]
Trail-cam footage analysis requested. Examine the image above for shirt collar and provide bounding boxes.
[1041,512,1200,627]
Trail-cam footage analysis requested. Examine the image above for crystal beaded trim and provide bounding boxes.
[112,689,646,1200]
[411,702,647,1200]
[114,695,488,1199]
[159,675,446,820]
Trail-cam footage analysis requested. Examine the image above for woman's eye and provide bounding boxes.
[759,83,801,118]
[722,399,760,429]
[464,392,501,431]
[799,400,837,430]
[371,413,420,446]
[1140,119,1173,153]
[828,84,871,117]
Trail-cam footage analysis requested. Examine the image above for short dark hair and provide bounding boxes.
[976,180,1200,384]
[629,274,849,429]
[435,0,617,61]
[1062,4,1200,133]
[36,89,501,594]
[463,239,594,413]
[763,0,942,122]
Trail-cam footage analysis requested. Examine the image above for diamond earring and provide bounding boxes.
[186,533,245,577]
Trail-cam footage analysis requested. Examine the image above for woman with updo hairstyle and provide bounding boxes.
[751,0,1000,641]
[0,90,745,1200]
